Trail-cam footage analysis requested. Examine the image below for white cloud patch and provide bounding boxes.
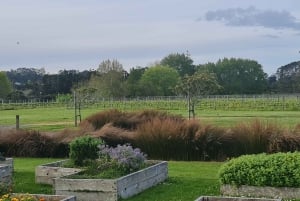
[202,6,300,30]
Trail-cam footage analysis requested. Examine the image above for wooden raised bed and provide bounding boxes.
[0,164,12,186]
[35,160,82,185]
[221,184,300,199]
[53,160,168,201]
[0,158,13,174]
[195,196,281,201]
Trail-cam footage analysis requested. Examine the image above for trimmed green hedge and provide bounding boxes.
[219,152,300,187]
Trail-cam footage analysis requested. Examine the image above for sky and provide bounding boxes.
[1,0,300,75]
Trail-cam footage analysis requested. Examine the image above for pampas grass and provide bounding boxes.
[1,110,300,160]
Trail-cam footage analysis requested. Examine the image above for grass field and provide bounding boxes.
[13,158,223,201]
[1,106,300,131]
[5,98,300,200]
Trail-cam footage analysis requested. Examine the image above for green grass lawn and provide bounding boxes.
[13,158,59,194]
[13,158,223,201]
[2,107,300,131]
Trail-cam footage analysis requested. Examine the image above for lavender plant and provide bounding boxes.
[98,144,147,173]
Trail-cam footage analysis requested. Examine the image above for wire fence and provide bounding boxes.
[1,94,300,111]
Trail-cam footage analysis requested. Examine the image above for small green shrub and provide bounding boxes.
[69,136,102,166]
[219,152,300,187]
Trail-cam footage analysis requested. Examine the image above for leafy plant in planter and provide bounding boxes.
[69,144,147,179]
[69,136,102,166]
[68,136,148,179]
[97,144,147,177]
[48,136,167,200]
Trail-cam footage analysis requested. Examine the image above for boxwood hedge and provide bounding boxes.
[219,152,300,187]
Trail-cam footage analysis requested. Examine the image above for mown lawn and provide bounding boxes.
[2,107,300,131]
[13,158,223,201]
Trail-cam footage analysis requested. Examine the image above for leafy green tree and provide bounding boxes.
[160,52,195,77]
[6,91,27,101]
[6,68,45,91]
[200,58,267,94]
[277,72,300,93]
[86,59,126,98]
[0,72,12,99]
[139,65,180,96]
[276,61,300,93]
[125,67,147,97]
[175,72,221,118]
[42,74,59,98]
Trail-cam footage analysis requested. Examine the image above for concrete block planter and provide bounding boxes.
[0,164,12,186]
[195,196,281,201]
[35,160,83,185]
[221,184,300,199]
[0,158,14,174]
[12,193,76,201]
[53,160,168,201]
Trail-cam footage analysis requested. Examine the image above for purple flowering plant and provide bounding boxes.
[98,144,147,173]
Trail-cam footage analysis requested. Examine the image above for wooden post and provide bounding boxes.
[16,115,19,130]
[74,91,77,127]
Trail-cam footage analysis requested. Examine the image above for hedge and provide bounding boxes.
[219,152,300,187]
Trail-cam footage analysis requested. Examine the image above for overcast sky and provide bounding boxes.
[1,0,300,75]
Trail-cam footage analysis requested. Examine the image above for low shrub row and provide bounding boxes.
[0,129,68,157]
[219,152,300,187]
[82,110,300,160]
[1,109,300,160]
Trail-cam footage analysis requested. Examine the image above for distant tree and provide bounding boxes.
[42,74,59,98]
[160,52,195,77]
[97,59,124,74]
[6,68,44,91]
[139,65,180,96]
[125,67,147,97]
[41,70,94,99]
[57,70,80,94]
[0,72,12,99]
[6,91,27,101]
[201,58,268,94]
[86,59,126,98]
[276,61,300,93]
[267,74,278,93]
[175,71,221,118]
[277,72,300,93]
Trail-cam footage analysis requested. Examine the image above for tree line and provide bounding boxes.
[0,53,299,101]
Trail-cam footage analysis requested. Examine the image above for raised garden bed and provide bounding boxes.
[0,158,13,174]
[0,164,12,186]
[35,160,83,185]
[221,184,300,199]
[195,196,281,201]
[47,160,168,201]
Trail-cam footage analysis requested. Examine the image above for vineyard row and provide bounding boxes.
[2,95,300,111]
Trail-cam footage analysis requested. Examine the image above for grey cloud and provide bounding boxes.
[203,6,300,30]
[261,34,280,38]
